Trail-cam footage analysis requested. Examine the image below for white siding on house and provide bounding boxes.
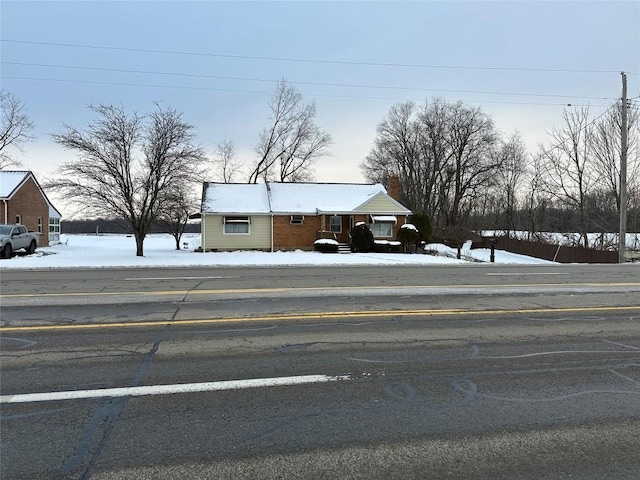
[203,214,271,250]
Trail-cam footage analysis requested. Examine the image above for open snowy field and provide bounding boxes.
[0,234,557,270]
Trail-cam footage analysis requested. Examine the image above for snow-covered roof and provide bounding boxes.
[0,171,30,198]
[202,183,271,214]
[0,170,62,218]
[267,182,387,214]
[201,182,412,215]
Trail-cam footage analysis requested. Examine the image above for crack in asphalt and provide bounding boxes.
[60,324,171,479]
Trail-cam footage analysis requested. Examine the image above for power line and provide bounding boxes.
[2,76,610,108]
[2,39,635,75]
[2,61,616,101]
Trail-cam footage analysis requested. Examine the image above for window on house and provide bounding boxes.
[15,215,21,224]
[330,216,342,233]
[370,215,397,238]
[223,216,250,234]
[37,218,43,233]
[49,218,60,243]
[290,215,304,225]
[371,222,394,237]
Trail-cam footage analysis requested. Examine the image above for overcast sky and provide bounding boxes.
[2,1,639,216]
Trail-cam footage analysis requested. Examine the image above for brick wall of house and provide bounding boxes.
[4,177,50,245]
[273,215,322,250]
[271,213,410,251]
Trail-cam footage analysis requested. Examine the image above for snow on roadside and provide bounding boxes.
[0,233,555,270]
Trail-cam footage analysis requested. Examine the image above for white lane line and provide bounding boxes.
[486,273,570,276]
[0,374,351,404]
[124,276,237,281]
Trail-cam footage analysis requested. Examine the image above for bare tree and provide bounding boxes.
[362,102,423,209]
[538,106,597,247]
[48,104,206,256]
[438,101,499,227]
[0,90,35,169]
[493,132,528,235]
[591,100,640,215]
[522,153,552,241]
[157,182,199,250]
[362,98,499,229]
[212,139,242,183]
[249,79,332,183]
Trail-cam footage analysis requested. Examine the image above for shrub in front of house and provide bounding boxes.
[389,240,402,253]
[350,222,374,253]
[314,238,339,253]
[398,223,420,253]
[373,240,390,253]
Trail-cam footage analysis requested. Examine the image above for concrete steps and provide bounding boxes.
[337,243,351,254]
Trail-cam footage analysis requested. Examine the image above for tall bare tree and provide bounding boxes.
[538,106,597,247]
[212,139,242,183]
[0,90,35,169]
[249,79,332,183]
[493,132,528,234]
[439,101,499,227]
[591,100,640,215]
[49,104,206,256]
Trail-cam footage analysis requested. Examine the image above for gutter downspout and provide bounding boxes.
[266,182,274,252]
[2,200,7,224]
[201,214,206,252]
[270,213,274,252]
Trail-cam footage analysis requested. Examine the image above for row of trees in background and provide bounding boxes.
[361,97,639,248]
[3,84,637,255]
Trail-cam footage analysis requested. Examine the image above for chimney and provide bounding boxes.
[386,174,400,201]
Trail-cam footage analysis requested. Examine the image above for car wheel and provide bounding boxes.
[26,240,36,255]
[2,244,12,259]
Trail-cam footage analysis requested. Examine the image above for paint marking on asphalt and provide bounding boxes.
[123,276,238,281]
[486,272,570,276]
[1,305,640,332]
[0,374,351,404]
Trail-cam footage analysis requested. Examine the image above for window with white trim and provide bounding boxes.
[15,215,21,224]
[329,216,342,233]
[370,215,396,238]
[38,217,43,233]
[49,217,60,243]
[223,216,250,234]
[290,215,304,225]
[371,222,394,237]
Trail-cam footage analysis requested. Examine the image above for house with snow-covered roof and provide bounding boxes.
[0,170,62,245]
[198,178,412,251]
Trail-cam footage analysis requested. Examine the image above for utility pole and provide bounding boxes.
[618,72,628,263]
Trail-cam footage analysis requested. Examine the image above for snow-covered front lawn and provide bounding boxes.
[0,233,555,270]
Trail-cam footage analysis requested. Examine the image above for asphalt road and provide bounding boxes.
[1,264,639,479]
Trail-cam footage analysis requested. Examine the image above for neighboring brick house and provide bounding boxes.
[199,180,411,252]
[0,170,62,246]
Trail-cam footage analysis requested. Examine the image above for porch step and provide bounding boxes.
[337,243,351,254]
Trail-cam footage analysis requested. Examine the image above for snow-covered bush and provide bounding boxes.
[373,239,390,253]
[398,223,420,253]
[314,238,339,253]
[350,223,374,253]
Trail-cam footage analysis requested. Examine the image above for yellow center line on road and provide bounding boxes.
[2,282,640,299]
[1,305,639,332]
